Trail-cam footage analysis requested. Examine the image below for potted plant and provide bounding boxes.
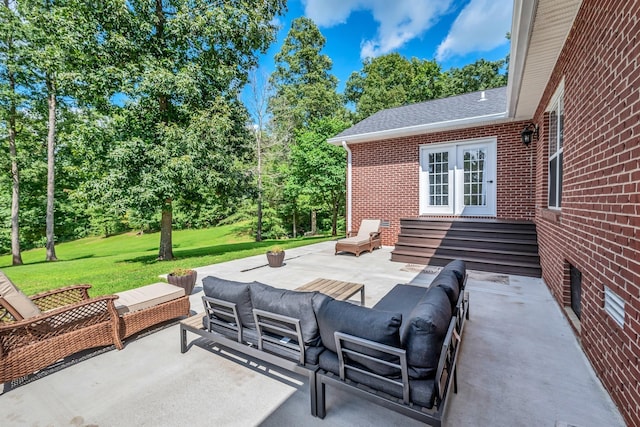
[266,245,285,268]
[167,267,197,294]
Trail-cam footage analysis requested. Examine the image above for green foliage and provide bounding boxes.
[269,17,343,134]
[345,53,445,120]
[442,58,508,96]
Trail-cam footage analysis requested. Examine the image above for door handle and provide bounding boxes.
[487,180,494,183]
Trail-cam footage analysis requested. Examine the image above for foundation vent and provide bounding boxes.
[604,286,625,327]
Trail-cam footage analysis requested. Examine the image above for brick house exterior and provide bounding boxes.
[348,121,535,247]
[329,0,640,424]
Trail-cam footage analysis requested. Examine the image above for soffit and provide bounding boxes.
[509,0,582,119]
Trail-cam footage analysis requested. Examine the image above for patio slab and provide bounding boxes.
[0,241,626,426]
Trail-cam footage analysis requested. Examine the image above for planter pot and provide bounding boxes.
[266,251,285,268]
[167,270,197,295]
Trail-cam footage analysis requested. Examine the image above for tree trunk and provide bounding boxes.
[256,129,263,242]
[292,211,297,238]
[6,6,22,265]
[158,198,174,260]
[311,210,317,235]
[45,74,57,261]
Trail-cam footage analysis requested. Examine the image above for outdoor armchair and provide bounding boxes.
[335,219,382,257]
[0,271,123,384]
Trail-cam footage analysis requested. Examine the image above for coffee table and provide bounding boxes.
[295,278,365,305]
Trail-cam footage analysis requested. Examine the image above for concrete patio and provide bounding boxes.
[0,241,626,426]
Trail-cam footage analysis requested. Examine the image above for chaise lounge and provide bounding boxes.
[335,219,382,256]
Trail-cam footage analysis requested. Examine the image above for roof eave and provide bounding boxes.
[328,112,509,145]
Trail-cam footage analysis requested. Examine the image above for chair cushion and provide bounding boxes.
[431,270,460,311]
[356,219,381,237]
[250,283,326,346]
[115,282,185,315]
[402,286,452,379]
[0,270,41,320]
[318,351,436,408]
[336,236,373,246]
[439,259,466,288]
[373,284,428,338]
[203,276,257,328]
[316,298,402,377]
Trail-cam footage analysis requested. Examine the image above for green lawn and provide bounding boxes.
[0,223,334,297]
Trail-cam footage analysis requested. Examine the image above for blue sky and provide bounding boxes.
[244,0,513,112]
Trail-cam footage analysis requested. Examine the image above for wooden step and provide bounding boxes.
[391,218,541,277]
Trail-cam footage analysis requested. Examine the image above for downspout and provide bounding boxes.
[342,141,352,233]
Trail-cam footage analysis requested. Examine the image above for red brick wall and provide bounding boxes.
[533,1,640,424]
[349,121,535,246]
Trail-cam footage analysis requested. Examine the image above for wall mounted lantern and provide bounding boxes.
[521,123,539,146]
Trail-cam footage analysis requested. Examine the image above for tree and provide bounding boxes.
[248,70,273,242]
[0,0,23,264]
[345,53,444,120]
[442,58,508,96]
[16,0,110,261]
[269,17,342,136]
[101,0,285,260]
[288,118,349,236]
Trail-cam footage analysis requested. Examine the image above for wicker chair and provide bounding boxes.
[0,271,123,384]
[335,219,382,257]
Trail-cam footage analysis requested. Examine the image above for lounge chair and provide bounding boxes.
[0,271,123,384]
[335,219,382,257]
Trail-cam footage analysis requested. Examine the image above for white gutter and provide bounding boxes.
[342,141,352,233]
[506,0,538,118]
[328,111,508,145]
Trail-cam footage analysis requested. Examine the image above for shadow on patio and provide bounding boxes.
[0,242,624,426]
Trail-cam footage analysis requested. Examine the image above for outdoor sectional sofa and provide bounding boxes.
[182,259,468,425]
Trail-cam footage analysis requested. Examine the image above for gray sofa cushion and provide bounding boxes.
[402,286,452,379]
[250,283,327,346]
[431,269,460,311]
[373,284,428,338]
[319,351,436,408]
[316,298,402,377]
[202,276,257,328]
[439,259,466,288]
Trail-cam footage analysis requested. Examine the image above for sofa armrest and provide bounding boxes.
[334,331,410,404]
[434,316,461,405]
[202,296,243,343]
[0,295,120,355]
[253,309,305,365]
[31,284,93,311]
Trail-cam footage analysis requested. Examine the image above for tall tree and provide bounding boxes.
[101,0,285,260]
[269,17,342,136]
[248,70,272,242]
[17,0,108,260]
[345,53,444,120]
[0,0,23,264]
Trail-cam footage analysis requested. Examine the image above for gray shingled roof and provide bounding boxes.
[331,86,507,141]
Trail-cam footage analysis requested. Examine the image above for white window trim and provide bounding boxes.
[419,137,497,216]
[547,81,564,210]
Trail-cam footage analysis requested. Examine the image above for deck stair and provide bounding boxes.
[390,218,541,277]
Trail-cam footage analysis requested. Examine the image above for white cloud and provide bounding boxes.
[436,0,512,61]
[303,0,453,60]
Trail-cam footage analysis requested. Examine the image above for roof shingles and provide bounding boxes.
[333,86,507,141]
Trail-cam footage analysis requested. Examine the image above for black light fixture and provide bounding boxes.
[521,123,539,146]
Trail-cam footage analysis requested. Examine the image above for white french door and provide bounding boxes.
[419,139,496,216]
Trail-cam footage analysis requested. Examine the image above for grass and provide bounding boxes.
[0,222,334,297]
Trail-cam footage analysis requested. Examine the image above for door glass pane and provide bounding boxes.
[463,148,487,207]
[428,150,449,206]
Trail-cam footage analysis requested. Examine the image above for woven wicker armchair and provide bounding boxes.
[0,273,123,384]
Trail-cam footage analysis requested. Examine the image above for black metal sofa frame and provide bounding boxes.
[315,275,469,426]
[180,296,321,416]
[179,261,469,425]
